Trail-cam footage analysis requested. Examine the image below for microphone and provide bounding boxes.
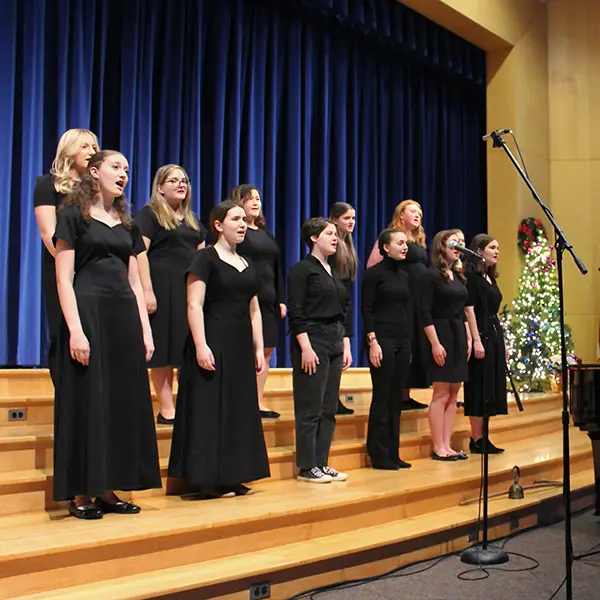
[482,128,511,142]
[448,240,485,262]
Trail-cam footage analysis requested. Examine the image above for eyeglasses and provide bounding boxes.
[166,178,190,187]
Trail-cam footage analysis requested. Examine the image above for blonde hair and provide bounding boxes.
[50,129,100,194]
[390,199,426,247]
[149,164,199,231]
[329,202,357,281]
[430,229,465,281]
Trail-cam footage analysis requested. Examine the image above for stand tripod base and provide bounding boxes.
[460,545,510,565]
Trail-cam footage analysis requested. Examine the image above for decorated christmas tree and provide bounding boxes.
[501,218,575,392]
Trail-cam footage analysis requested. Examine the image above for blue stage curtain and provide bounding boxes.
[0,0,486,366]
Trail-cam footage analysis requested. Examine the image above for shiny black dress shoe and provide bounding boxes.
[157,413,175,425]
[431,451,459,462]
[68,501,103,520]
[94,496,141,514]
[395,458,412,469]
[370,461,401,470]
[260,409,281,419]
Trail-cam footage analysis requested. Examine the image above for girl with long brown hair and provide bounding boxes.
[420,229,472,461]
[53,150,161,519]
[329,202,357,415]
[367,200,430,410]
[135,165,207,424]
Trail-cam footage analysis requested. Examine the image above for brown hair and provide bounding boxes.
[62,150,131,229]
[231,184,265,228]
[208,200,243,238]
[329,202,357,281]
[377,228,404,257]
[390,199,426,247]
[430,229,465,281]
[301,217,334,250]
[467,234,499,279]
[149,164,199,231]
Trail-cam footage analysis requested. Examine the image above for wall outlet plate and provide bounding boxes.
[7,409,26,422]
[249,582,271,599]
[345,394,354,403]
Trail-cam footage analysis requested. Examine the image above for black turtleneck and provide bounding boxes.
[361,256,411,339]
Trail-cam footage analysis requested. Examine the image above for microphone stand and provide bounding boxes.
[460,254,509,566]
[484,131,587,599]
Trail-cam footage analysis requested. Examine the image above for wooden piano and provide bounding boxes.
[569,364,600,515]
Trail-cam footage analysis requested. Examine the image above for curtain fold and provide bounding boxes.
[1,0,486,366]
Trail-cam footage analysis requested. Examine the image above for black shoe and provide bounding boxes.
[94,496,141,514]
[260,409,280,419]
[396,458,412,469]
[336,401,354,415]
[371,461,401,470]
[431,451,459,462]
[457,401,465,408]
[452,450,469,460]
[470,437,505,454]
[157,413,175,425]
[401,397,428,410]
[68,501,103,520]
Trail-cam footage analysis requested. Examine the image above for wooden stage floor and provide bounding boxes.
[0,368,594,600]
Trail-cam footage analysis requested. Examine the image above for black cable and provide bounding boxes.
[508,131,530,179]
[547,576,567,600]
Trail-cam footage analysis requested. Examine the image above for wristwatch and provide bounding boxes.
[367,333,377,346]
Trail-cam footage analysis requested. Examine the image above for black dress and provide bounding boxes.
[398,242,430,388]
[237,226,284,348]
[52,205,161,501]
[168,247,270,487]
[33,175,64,377]
[419,268,469,384]
[134,206,207,367]
[464,271,508,417]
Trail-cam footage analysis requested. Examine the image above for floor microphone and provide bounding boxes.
[448,240,485,261]
[482,128,511,142]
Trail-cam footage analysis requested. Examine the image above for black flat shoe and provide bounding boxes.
[157,413,175,425]
[396,458,412,469]
[68,501,103,520]
[457,401,465,408]
[470,437,505,454]
[95,497,141,514]
[402,398,428,411]
[431,451,459,462]
[371,462,401,470]
[260,410,280,419]
[336,401,354,415]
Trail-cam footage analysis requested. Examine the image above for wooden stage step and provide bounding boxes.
[0,430,593,599]
[10,468,595,600]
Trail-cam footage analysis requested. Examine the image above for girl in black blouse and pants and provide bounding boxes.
[362,229,412,470]
[288,218,352,484]
[420,230,472,461]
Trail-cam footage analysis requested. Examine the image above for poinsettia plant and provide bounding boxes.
[518,217,546,254]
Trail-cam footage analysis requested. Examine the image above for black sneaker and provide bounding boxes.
[320,465,348,481]
[297,467,332,483]
[336,400,354,415]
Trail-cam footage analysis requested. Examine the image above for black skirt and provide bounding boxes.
[428,317,469,384]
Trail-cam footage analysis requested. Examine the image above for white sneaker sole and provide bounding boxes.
[297,475,333,483]
[329,473,348,482]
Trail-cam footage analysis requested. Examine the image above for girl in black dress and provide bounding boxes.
[288,218,352,484]
[330,202,357,415]
[231,184,285,420]
[420,229,472,461]
[54,151,161,519]
[33,129,99,381]
[362,229,412,470]
[367,200,429,410]
[464,234,508,454]
[136,165,207,424]
[168,201,270,497]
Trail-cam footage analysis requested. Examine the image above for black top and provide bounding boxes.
[134,206,206,264]
[419,267,468,327]
[361,256,411,339]
[33,174,64,263]
[237,226,284,307]
[465,270,503,331]
[54,205,146,295]
[287,255,350,337]
[398,242,428,289]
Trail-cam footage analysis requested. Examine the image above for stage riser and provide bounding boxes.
[1,484,594,599]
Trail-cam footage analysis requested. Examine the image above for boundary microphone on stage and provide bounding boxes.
[447,240,485,261]
[482,128,511,141]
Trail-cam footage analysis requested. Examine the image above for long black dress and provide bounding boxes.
[33,174,64,379]
[399,242,430,388]
[134,206,207,367]
[168,247,270,487]
[52,205,161,501]
[464,271,508,417]
[237,225,284,348]
[420,268,469,384]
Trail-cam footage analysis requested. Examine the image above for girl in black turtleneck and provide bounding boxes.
[362,229,413,470]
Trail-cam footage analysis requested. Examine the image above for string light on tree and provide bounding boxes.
[500,218,575,392]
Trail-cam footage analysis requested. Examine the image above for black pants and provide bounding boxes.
[367,337,411,467]
[292,323,344,470]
